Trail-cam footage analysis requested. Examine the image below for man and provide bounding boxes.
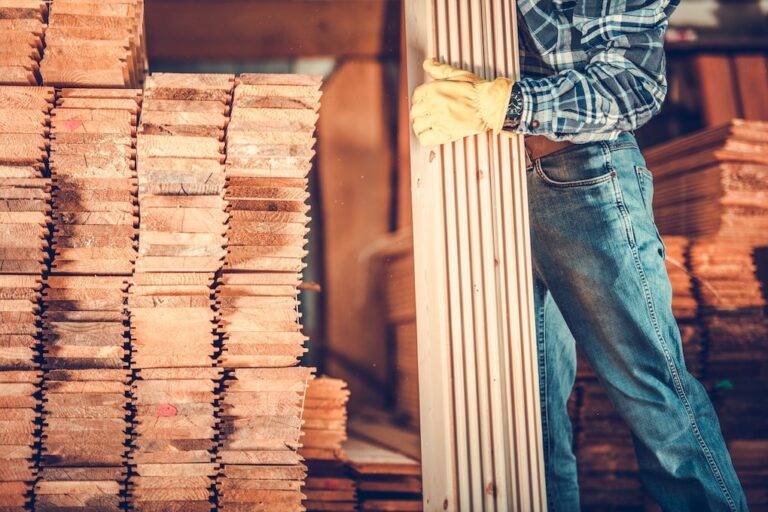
[410,1,748,511]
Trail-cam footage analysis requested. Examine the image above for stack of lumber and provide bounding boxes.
[299,377,349,461]
[379,231,419,428]
[303,468,357,512]
[300,377,354,512]
[664,235,697,320]
[705,311,768,450]
[344,437,422,512]
[218,73,319,368]
[215,73,321,512]
[129,73,232,512]
[36,88,140,511]
[0,370,40,509]
[647,120,768,242]
[688,242,765,312]
[663,235,705,377]
[728,440,768,510]
[217,367,313,511]
[576,382,642,512]
[40,0,146,88]
[0,85,53,509]
[0,1,47,85]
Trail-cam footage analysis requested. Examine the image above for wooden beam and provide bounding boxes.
[405,1,546,510]
[145,0,401,62]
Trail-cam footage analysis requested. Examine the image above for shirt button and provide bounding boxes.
[531,119,540,129]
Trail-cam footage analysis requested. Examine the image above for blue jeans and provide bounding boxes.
[527,132,748,512]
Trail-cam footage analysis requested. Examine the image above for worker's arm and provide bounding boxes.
[511,0,680,142]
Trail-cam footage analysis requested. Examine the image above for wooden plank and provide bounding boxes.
[405,1,545,510]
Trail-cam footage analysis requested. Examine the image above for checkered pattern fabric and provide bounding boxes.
[510,0,680,142]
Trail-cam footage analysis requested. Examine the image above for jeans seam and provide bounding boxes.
[611,177,738,511]
[537,296,557,510]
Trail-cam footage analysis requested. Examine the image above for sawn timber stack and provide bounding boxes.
[129,73,233,512]
[39,0,147,88]
[0,1,47,85]
[215,73,321,512]
[36,88,141,511]
[0,85,54,510]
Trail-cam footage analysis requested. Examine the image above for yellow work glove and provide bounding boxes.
[410,58,514,147]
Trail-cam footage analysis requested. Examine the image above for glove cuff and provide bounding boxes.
[477,77,515,135]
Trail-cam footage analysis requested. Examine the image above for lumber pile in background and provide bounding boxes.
[345,437,422,512]
[40,0,147,88]
[647,120,768,247]
[36,88,140,511]
[0,85,54,510]
[571,120,768,511]
[573,235,706,511]
[214,73,320,512]
[300,377,349,461]
[0,1,47,85]
[665,235,698,321]
[379,232,419,429]
[645,122,768,484]
[299,376,355,512]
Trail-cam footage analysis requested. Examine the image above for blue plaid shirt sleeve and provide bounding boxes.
[512,0,680,142]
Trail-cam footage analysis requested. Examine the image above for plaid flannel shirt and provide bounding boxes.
[511,0,680,142]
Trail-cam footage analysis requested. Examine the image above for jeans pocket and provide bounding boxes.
[634,165,655,215]
[534,142,616,189]
[634,165,666,259]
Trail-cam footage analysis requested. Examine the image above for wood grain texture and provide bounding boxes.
[405,1,546,509]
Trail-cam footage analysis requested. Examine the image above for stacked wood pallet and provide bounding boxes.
[129,73,232,512]
[345,437,422,512]
[0,1,47,85]
[215,73,320,511]
[36,88,140,511]
[299,377,354,512]
[0,85,53,509]
[40,0,146,88]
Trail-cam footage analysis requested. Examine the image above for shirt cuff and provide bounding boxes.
[513,78,554,136]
